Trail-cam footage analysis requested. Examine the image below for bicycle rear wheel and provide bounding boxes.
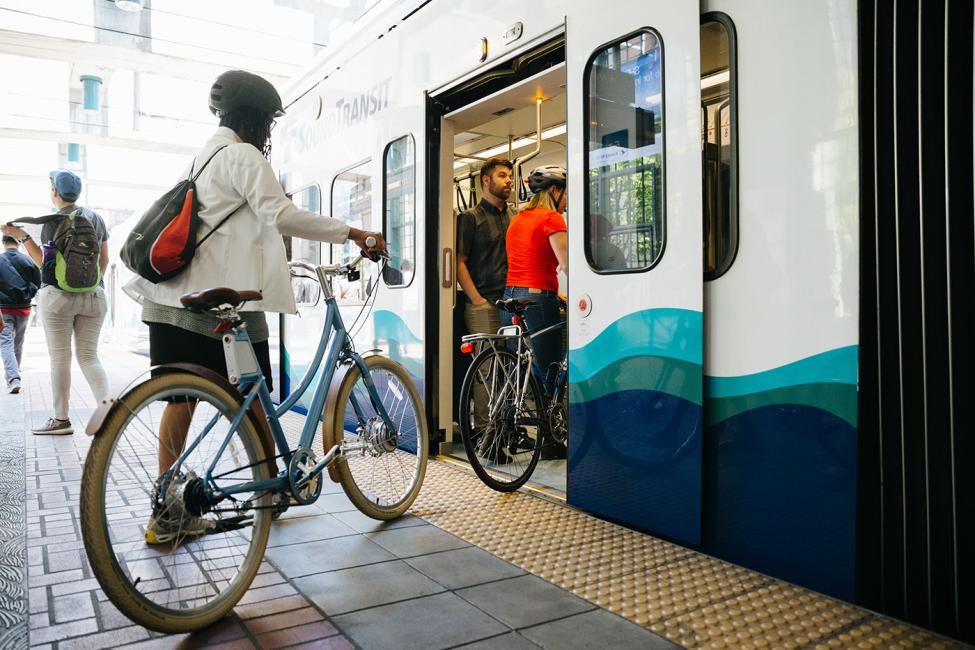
[329,355,428,519]
[459,348,544,492]
[80,372,273,633]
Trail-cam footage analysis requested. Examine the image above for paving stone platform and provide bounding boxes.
[0,332,671,649]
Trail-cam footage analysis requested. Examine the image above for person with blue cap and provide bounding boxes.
[2,169,111,435]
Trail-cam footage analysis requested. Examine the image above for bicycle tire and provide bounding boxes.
[459,348,544,492]
[329,355,428,519]
[80,372,273,633]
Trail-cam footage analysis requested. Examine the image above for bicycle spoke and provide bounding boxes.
[337,361,425,516]
[82,376,273,629]
[461,348,544,491]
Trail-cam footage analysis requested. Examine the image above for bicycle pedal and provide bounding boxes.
[210,515,252,533]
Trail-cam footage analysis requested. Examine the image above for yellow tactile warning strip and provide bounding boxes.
[277,413,960,648]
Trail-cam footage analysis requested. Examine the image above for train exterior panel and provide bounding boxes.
[273,0,861,601]
[187,0,971,631]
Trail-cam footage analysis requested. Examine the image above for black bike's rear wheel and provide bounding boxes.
[459,348,544,492]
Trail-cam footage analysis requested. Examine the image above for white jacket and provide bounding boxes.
[126,127,350,314]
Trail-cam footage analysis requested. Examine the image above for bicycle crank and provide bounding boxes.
[288,447,324,505]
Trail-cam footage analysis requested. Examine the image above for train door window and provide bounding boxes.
[286,185,323,307]
[382,135,416,287]
[331,161,373,303]
[701,13,738,280]
[584,29,665,273]
[286,185,323,264]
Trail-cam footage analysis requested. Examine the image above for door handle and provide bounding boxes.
[442,247,453,289]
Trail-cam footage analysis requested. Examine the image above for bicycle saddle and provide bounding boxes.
[495,298,535,314]
[180,288,263,312]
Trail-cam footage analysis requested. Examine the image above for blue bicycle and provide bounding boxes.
[79,256,427,633]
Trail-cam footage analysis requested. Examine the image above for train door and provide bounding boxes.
[428,38,568,490]
[565,4,704,543]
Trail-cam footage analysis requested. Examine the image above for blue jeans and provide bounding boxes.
[1,313,28,385]
[500,287,563,392]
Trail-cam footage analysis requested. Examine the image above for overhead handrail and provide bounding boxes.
[513,98,543,211]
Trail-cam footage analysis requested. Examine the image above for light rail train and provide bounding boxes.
[110,0,973,641]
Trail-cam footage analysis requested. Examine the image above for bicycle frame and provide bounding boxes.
[462,317,568,422]
[171,263,397,504]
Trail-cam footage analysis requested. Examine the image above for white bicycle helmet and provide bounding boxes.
[526,165,567,193]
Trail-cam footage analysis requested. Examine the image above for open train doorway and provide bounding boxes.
[428,36,568,494]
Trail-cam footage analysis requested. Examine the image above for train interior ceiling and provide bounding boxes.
[445,63,568,493]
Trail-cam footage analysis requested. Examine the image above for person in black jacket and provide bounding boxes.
[0,234,40,394]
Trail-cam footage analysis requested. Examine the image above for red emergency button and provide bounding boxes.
[577,294,592,317]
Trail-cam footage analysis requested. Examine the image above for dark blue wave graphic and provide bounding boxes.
[567,389,703,545]
[703,404,857,599]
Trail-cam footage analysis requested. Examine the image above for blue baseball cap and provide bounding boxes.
[49,169,82,202]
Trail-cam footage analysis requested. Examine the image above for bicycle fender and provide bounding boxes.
[85,398,118,436]
[321,361,355,483]
[86,363,277,475]
[85,362,229,437]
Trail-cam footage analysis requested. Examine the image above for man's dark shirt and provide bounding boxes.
[456,199,512,302]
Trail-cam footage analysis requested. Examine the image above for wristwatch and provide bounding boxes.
[18,234,31,244]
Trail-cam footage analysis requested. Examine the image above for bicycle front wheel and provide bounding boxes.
[80,372,273,633]
[459,348,544,492]
[329,355,428,519]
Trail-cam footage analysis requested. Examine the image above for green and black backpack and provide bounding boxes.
[12,209,102,292]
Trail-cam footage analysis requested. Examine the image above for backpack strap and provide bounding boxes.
[8,212,64,226]
[188,144,230,182]
[197,200,247,247]
[188,144,241,248]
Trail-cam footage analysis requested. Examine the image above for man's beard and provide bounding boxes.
[490,180,512,199]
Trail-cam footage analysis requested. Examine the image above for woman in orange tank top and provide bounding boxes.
[502,165,568,398]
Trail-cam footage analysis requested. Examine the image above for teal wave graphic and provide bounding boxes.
[374,309,423,379]
[707,382,858,427]
[569,308,703,384]
[569,356,702,406]
[705,345,858,398]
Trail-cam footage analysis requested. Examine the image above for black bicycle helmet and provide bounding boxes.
[527,165,567,193]
[209,70,285,118]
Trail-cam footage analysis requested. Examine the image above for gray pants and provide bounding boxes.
[38,286,109,420]
[1,313,28,385]
[464,301,501,429]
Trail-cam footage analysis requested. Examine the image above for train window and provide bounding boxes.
[701,13,738,280]
[584,29,665,273]
[382,135,416,287]
[285,185,323,265]
[331,161,373,303]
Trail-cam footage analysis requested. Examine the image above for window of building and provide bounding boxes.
[382,135,416,287]
[331,161,373,303]
[584,30,665,273]
[701,13,738,280]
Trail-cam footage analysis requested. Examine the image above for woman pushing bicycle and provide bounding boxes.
[79,70,427,634]
[125,70,386,543]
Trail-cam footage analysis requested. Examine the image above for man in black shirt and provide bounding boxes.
[456,157,514,329]
[456,157,513,458]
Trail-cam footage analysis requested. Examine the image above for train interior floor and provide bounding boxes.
[0,330,962,649]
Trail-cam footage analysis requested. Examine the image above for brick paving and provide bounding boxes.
[3,334,364,650]
[3,330,667,649]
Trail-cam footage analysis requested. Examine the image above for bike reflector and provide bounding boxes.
[460,342,474,354]
[512,315,521,325]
